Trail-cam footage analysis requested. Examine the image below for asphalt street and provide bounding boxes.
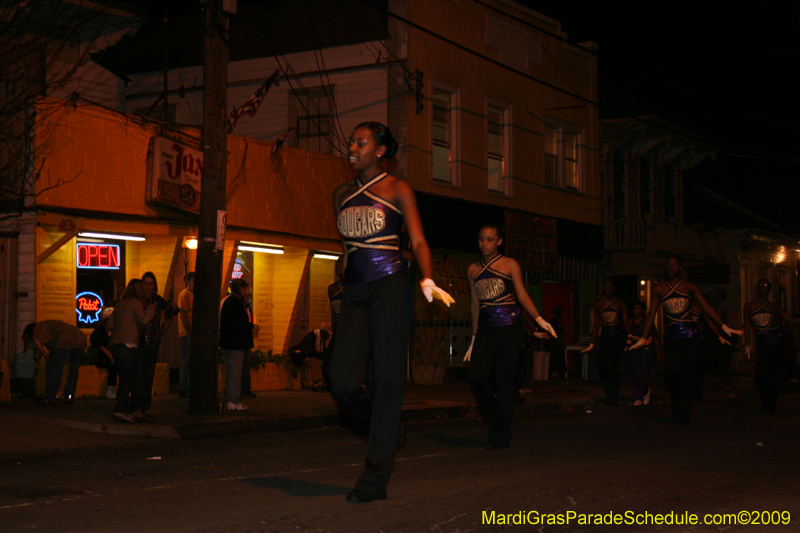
[2,393,799,533]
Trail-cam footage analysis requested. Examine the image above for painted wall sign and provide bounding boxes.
[76,292,104,324]
[146,136,203,215]
[504,211,558,273]
[76,243,121,269]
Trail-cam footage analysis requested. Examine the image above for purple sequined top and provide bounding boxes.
[338,173,408,286]
[661,280,698,341]
[474,255,521,329]
[749,302,784,347]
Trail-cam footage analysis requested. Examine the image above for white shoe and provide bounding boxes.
[226,402,248,411]
[643,389,651,405]
[105,386,117,399]
[113,412,134,423]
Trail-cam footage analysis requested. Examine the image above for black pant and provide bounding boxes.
[329,270,414,488]
[756,340,785,412]
[664,337,700,424]
[131,342,158,412]
[111,344,138,414]
[469,322,525,447]
[597,335,626,403]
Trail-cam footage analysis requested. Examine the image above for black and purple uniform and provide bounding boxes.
[661,280,700,423]
[469,254,525,449]
[749,302,786,413]
[329,172,415,489]
[597,297,626,404]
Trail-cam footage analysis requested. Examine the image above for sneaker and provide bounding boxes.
[113,412,134,423]
[226,402,248,411]
[643,389,651,405]
[105,386,117,399]
[346,481,387,503]
[133,411,146,419]
[633,400,643,406]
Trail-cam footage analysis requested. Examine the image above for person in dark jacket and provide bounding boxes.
[220,279,258,411]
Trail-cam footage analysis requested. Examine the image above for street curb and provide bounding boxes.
[58,420,182,440]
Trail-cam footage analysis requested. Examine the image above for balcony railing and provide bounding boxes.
[605,219,647,251]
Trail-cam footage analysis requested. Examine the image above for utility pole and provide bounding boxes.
[190,0,230,415]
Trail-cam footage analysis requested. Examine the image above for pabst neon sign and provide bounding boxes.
[77,243,120,270]
[76,292,104,324]
[232,261,243,279]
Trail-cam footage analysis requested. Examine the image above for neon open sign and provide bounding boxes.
[76,243,121,269]
[76,292,104,324]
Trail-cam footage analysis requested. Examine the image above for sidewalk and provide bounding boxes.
[0,373,775,457]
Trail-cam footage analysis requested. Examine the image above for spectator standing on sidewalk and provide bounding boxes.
[220,279,258,411]
[107,279,155,422]
[90,308,117,399]
[131,272,174,418]
[177,272,194,398]
[28,320,88,404]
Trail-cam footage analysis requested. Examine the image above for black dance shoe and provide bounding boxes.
[346,481,387,503]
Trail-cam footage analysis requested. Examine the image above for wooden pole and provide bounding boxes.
[190,0,229,415]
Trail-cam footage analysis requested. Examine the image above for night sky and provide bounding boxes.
[521,1,800,234]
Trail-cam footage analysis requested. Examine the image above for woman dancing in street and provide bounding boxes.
[630,255,741,424]
[743,279,799,414]
[466,223,556,449]
[330,122,453,503]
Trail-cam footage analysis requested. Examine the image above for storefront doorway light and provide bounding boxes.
[239,241,284,254]
[312,252,340,260]
[182,237,198,250]
[78,232,145,242]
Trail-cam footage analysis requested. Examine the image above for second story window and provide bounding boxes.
[291,86,335,155]
[487,104,510,194]
[639,159,652,216]
[612,151,626,220]
[544,122,583,191]
[432,86,458,184]
[664,166,677,220]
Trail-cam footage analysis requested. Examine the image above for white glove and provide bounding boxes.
[718,336,731,346]
[629,337,647,351]
[722,324,743,336]
[464,335,475,362]
[420,278,455,307]
[535,316,557,338]
[580,343,595,354]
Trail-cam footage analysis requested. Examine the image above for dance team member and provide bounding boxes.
[625,301,658,406]
[582,280,630,406]
[465,223,556,449]
[630,255,741,424]
[742,279,799,414]
[330,122,453,503]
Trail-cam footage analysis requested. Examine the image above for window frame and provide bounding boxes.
[429,81,460,187]
[289,84,337,155]
[486,99,512,196]
[542,119,584,192]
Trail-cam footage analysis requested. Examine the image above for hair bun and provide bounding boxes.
[385,139,399,159]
